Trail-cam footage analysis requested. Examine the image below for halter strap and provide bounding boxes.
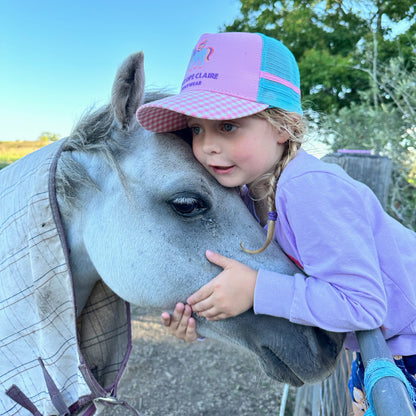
[6,385,42,416]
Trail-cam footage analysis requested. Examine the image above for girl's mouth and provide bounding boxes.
[210,165,235,175]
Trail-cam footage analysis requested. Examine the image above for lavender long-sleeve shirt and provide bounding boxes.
[245,150,416,354]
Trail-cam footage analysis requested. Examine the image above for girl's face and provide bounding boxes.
[188,115,288,188]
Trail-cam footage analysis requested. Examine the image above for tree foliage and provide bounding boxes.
[223,0,416,113]
[38,131,60,142]
[320,55,416,229]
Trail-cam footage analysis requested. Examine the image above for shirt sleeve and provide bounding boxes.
[253,171,387,332]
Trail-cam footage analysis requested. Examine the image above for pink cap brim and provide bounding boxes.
[137,90,269,132]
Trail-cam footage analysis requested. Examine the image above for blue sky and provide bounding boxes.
[1,0,241,141]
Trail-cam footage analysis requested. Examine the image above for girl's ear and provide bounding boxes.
[275,113,301,144]
[276,130,290,144]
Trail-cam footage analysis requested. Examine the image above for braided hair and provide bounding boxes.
[240,108,305,254]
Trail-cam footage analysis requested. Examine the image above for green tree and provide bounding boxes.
[224,0,416,113]
[38,132,60,142]
[320,55,416,229]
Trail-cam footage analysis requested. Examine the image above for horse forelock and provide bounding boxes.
[64,90,169,154]
[55,90,171,214]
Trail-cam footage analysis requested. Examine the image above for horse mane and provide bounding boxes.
[55,91,169,214]
[64,90,168,154]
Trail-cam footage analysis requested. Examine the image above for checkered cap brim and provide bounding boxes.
[137,90,268,132]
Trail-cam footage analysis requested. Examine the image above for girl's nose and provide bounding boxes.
[201,134,221,154]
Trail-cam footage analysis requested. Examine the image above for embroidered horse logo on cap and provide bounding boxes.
[188,39,214,69]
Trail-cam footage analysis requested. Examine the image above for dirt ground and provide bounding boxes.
[101,306,296,416]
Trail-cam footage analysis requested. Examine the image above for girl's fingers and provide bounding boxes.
[205,312,227,321]
[190,297,214,314]
[170,302,185,329]
[160,303,199,342]
[178,304,192,330]
[187,284,213,306]
[205,250,232,268]
[187,316,196,330]
[184,317,198,342]
[160,312,171,326]
[187,251,232,306]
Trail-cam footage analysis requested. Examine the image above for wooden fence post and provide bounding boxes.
[322,151,392,208]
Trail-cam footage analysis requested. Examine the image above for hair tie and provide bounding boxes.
[268,211,278,221]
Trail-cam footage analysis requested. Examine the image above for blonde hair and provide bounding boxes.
[240,108,306,254]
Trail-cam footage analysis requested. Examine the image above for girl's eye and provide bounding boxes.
[223,123,236,132]
[190,126,201,135]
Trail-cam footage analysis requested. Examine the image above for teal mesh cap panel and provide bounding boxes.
[257,33,302,114]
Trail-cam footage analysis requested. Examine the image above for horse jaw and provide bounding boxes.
[195,313,344,386]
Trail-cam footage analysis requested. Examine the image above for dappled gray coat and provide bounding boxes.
[0,141,131,415]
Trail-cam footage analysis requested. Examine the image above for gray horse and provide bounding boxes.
[0,51,345,415]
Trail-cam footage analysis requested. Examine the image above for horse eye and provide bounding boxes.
[168,194,209,217]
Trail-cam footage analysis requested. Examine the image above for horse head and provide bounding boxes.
[56,51,345,387]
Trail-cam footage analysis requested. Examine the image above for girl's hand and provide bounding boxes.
[187,250,258,321]
[160,302,198,342]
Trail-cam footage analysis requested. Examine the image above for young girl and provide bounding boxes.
[137,32,416,413]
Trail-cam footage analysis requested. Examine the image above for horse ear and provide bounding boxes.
[111,51,145,130]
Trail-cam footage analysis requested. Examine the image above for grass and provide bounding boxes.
[0,140,50,169]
